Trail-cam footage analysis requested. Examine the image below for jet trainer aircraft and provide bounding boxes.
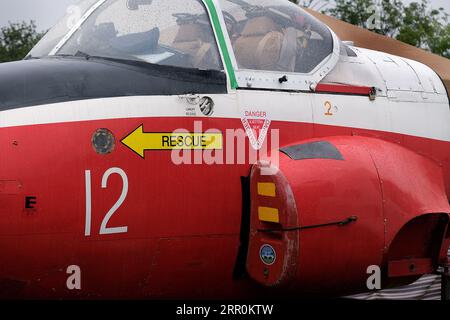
[0,0,449,299]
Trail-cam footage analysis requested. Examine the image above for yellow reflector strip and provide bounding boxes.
[258,207,279,223]
[257,182,276,197]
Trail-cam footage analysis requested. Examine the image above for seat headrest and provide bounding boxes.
[241,16,280,37]
[174,23,206,43]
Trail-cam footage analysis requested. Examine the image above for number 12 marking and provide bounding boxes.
[84,167,129,236]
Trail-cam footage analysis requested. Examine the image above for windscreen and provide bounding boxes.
[31,0,223,71]
[28,0,100,58]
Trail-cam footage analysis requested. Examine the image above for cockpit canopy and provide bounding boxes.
[220,0,333,73]
[29,0,336,78]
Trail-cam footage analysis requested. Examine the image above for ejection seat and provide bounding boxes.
[171,22,218,70]
[232,16,298,72]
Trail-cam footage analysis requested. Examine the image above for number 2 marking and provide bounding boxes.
[324,101,333,116]
[85,167,129,236]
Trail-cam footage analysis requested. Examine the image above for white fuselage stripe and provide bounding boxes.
[0,95,449,142]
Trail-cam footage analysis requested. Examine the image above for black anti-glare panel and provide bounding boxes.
[0,57,227,111]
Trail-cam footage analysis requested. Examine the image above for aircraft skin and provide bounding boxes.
[0,0,448,299]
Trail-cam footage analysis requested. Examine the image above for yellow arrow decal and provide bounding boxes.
[121,125,223,158]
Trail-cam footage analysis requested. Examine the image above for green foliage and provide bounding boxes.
[325,0,403,36]
[327,0,374,29]
[0,21,44,63]
[324,0,449,58]
[377,0,404,37]
[396,1,449,58]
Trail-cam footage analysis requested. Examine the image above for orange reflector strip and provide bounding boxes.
[258,207,279,223]
[257,182,276,197]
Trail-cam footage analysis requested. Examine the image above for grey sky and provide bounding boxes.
[0,0,78,31]
[0,0,449,32]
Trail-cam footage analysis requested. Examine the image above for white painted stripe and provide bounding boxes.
[0,94,448,143]
[312,94,450,142]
